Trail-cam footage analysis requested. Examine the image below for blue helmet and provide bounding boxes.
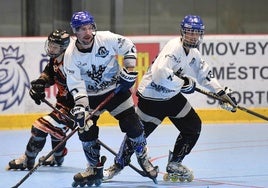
[70,11,96,31]
[180,15,205,48]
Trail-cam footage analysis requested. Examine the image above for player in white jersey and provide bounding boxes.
[104,14,237,182]
[63,11,158,186]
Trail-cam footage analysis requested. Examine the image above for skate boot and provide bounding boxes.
[39,147,67,166]
[72,156,106,187]
[6,154,35,171]
[103,136,134,181]
[103,163,122,181]
[136,146,159,184]
[130,133,158,183]
[163,151,194,182]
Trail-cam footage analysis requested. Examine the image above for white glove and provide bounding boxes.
[71,105,93,133]
[217,87,237,112]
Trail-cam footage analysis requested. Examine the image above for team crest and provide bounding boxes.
[0,46,30,110]
[95,46,109,58]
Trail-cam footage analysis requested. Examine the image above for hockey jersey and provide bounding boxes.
[137,37,223,101]
[41,58,74,109]
[64,31,137,100]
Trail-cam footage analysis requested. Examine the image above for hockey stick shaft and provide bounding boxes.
[11,126,78,188]
[12,91,116,188]
[97,139,147,177]
[195,87,268,121]
[41,98,74,123]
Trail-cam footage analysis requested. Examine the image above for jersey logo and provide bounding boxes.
[150,81,175,93]
[167,75,173,81]
[87,64,106,84]
[95,46,109,58]
[165,54,180,63]
[206,70,214,81]
[0,46,30,110]
[86,64,117,91]
[189,58,196,66]
[118,38,126,49]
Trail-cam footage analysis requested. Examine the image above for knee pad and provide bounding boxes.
[82,140,100,166]
[78,124,99,142]
[172,132,200,162]
[119,113,143,138]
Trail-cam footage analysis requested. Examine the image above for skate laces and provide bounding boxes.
[107,164,121,176]
[80,165,96,178]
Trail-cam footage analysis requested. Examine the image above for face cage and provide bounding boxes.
[44,40,66,58]
[181,28,204,49]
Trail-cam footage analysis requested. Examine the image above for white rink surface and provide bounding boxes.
[1,123,268,188]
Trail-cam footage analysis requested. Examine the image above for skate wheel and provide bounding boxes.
[186,174,194,182]
[170,175,179,182]
[86,180,94,187]
[80,182,86,187]
[94,179,102,187]
[178,177,185,182]
[163,173,170,181]
[72,181,78,187]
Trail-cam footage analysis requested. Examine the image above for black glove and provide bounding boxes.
[180,76,196,94]
[116,68,138,93]
[29,79,46,105]
[217,87,237,112]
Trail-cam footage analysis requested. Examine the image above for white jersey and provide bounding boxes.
[64,31,137,100]
[138,37,223,101]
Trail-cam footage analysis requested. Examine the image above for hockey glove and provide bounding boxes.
[117,68,138,93]
[180,76,196,94]
[71,105,93,133]
[29,79,46,105]
[217,87,237,112]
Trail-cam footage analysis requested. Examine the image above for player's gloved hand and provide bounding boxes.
[116,68,138,93]
[29,79,46,105]
[180,76,196,94]
[71,105,93,133]
[217,87,237,112]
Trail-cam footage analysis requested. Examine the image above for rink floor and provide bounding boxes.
[1,123,268,188]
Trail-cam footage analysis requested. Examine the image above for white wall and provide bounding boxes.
[0,35,267,115]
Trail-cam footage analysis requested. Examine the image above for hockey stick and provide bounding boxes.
[97,139,148,176]
[41,98,75,125]
[195,87,268,121]
[11,91,117,188]
[97,137,158,184]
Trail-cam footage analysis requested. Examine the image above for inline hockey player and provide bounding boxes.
[63,10,158,187]
[104,14,237,182]
[7,29,74,170]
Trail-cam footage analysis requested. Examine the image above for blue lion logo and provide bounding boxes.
[0,46,30,111]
